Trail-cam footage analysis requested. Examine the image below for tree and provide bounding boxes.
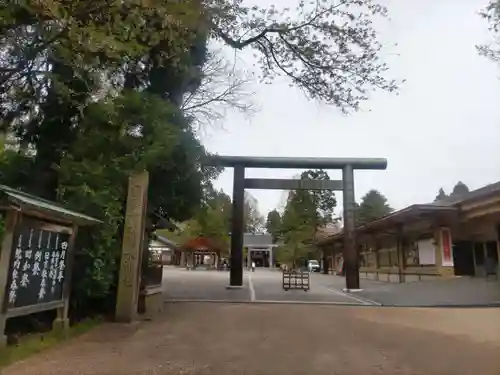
[0,0,396,319]
[244,192,264,233]
[210,0,398,111]
[278,170,337,267]
[167,188,233,255]
[478,1,500,62]
[277,192,316,268]
[181,50,255,129]
[265,209,282,243]
[0,0,218,318]
[355,189,393,226]
[450,181,470,198]
[434,188,448,202]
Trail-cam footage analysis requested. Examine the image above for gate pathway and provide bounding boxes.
[3,303,499,375]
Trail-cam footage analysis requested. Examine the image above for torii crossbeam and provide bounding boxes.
[204,156,387,291]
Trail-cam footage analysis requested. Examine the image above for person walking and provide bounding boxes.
[251,261,256,272]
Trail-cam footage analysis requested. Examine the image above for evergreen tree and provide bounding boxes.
[450,181,470,198]
[266,209,282,243]
[278,170,337,267]
[434,188,448,202]
[356,190,393,226]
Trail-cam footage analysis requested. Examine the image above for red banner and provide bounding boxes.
[441,228,453,266]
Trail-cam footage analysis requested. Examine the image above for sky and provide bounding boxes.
[200,0,500,219]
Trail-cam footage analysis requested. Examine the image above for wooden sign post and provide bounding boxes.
[0,185,101,348]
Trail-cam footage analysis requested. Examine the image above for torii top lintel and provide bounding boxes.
[205,155,387,170]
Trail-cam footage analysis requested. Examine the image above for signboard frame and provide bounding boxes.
[0,212,78,346]
[2,216,75,318]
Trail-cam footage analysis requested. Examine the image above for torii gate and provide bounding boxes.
[205,156,387,291]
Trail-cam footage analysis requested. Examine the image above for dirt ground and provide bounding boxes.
[3,303,500,375]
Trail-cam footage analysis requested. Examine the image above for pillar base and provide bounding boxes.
[226,285,243,290]
[142,287,164,318]
[343,288,363,293]
[52,318,70,337]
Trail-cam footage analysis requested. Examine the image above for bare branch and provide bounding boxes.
[208,0,398,112]
[181,50,255,129]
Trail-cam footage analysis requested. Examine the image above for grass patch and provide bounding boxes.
[0,318,102,369]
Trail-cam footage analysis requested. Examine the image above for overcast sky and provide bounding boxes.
[200,0,500,218]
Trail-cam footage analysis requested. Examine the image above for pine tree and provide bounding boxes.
[434,188,448,202]
[450,181,470,198]
[356,190,393,226]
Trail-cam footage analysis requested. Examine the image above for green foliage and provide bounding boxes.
[265,209,282,243]
[0,0,215,318]
[168,188,232,254]
[57,92,213,311]
[0,149,33,191]
[0,0,396,322]
[434,188,448,202]
[278,170,337,267]
[355,189,393,226]
[434,182,470,203]
[450,181,470,198]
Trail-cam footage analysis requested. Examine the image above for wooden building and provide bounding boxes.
[318,181,500,282]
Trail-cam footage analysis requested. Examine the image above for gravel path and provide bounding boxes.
[4,304,500,375]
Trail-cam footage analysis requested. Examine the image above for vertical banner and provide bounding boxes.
[440,228,454,267]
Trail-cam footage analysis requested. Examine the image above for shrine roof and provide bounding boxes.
[180,236,222,253]
[0,184,101,226]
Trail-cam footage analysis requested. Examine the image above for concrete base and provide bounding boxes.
[226,285,244,290]
[52,317,70,332]
[141,286,164,319]
[343,288,363,293]
[52,317,70,339]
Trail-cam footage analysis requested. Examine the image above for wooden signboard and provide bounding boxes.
[5,225,71,311]
[2,219,73,319]
[0,184,101,348]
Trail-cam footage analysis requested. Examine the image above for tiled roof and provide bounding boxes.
[244,233,273,247]
[0,184,101,226]
[318,179,500,245]
[430,180,500,206]
[153,234,178,249]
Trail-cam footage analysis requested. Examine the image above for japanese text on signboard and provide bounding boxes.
[7,227,70,309]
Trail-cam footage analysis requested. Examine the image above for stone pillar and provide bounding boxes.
[115,171,149,323]
[269,247,273,268]
[247,248,252,269]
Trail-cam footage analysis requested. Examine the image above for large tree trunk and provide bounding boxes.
[31,58,90,199]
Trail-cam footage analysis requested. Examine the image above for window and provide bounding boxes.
[416,238,435,265]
